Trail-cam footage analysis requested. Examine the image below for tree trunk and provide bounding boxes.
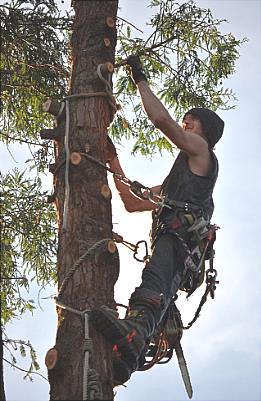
[0,316,6,401]
[47,1,119,400]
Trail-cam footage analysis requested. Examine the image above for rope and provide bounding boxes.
[55,300,87,316]
[96,64,118,117]
[55,300,102,400]
[56,238,112,301]
[60,63,119,231]
[112,231,137,251]
[64,92,108,100]
[54,235,118,398]
[62,99,70,231]
[139,331,168,371]
[78,151,162,207]
[83,312,91,401]
[182,255,219,330]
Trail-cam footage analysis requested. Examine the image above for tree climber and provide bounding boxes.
[91,55,224,385]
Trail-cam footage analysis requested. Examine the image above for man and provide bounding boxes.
[91,55,224,384]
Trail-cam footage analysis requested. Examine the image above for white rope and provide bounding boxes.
[83,312,90,401]
[55,299,103,400]
[60,82,117,231]
[62,99,70,231]
[96,64,118,114]
[54,237,116,398]
[55,302,91,400]
[64,92,108,100]
[55,300,88,316]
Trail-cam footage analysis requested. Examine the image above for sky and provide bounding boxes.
[1,0,261,400]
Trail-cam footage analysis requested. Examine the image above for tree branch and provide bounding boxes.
[117,16,143,33]
[0,133,50,147]
[3,358,48,381]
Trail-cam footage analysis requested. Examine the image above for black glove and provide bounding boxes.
[127,55,147,84]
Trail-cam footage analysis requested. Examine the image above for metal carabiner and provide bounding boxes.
[130,181,151,200]
[133,240,149,262]
[206,267,219,299]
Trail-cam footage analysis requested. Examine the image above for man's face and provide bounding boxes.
[182,114,204,136]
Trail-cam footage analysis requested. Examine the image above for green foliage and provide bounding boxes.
[0,0,247,388]
[1,170,57,324]
[0,0,246,320]
[2,331,44,381]
[112,0,247,155]
[0,0,246,324]
[0,0,71,154]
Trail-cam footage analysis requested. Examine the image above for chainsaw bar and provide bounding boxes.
[174,340,193,399]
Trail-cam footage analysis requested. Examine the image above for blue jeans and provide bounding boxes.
[138,233,186,306]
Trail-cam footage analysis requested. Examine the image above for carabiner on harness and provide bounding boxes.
[134,240,149,262]
[205,266,219,299]
[130,181,154,201]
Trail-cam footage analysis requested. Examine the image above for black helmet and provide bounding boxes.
[183,108,224,148]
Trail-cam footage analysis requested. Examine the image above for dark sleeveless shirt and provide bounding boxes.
[158,150,219,221]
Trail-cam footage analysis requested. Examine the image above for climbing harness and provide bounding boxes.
[75,148,220,329]
[56,136,220,342]
[179,223,218,296]
[46,57,220,395]
[182,252,219,330]
[112,216,219,391]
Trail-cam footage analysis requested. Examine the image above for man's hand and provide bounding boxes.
[105,135,118,163]
[127,55,147,84]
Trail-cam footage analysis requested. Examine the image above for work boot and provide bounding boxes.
[90,288,165,385]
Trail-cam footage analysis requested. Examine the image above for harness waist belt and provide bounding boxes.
[162,197,201,212]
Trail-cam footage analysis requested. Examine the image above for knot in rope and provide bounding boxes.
[83,338,93,353]
[87,369,103,400]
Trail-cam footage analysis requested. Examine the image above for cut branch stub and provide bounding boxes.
[100,62,114,76]
[43,99,64,118]
[106,16,115,28]
[106,62,114,73]
[103,38,111,47]
[40,128,60,141]
[70,152,82,165]
[107,240,116,254]
[45,348,58,370]
[101,184,112,199]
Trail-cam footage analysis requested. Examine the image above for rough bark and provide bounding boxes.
[47,1,119,400]
[0,315,6,401]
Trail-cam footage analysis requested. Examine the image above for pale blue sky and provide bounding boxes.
[2,1,261,400]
